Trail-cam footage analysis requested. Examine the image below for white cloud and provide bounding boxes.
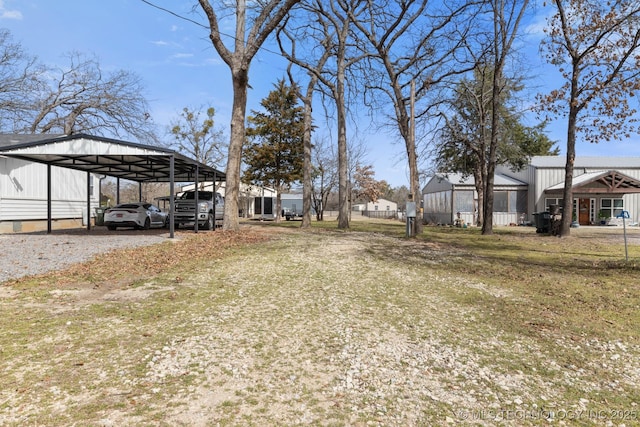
[525,4,555,40]
[0,0,22,20]
[171,53,194,59]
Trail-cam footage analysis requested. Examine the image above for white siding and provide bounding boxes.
[365,198,397,211]
[0,158,99,221]
[0,198,90,221]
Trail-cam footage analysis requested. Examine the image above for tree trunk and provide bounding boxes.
[222,66,249,231]
[560,71,580,237]
[301,78,315,229]
[474,169,484,226]
[407,140,422,235]
[336,55,349,230]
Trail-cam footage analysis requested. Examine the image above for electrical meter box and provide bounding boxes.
[406,202,416,218]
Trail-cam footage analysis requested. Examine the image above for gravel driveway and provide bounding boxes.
[0,228,174,283]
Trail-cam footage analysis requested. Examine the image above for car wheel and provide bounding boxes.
[143,217,151,230]
[204,213,214,230]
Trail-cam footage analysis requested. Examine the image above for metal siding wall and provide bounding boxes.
[1,158,99,221]
[624,194,640,224]
[496,164,537,219]
[52,166,88,199]
[0,199,88,220]
[493,212,520,226]
[534,168,564,211]
[423,212,451,225]
[1,159,43,199]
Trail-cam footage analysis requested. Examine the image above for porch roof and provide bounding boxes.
[545,170,640,194]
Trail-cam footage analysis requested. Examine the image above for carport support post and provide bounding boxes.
[169,155,175,238]
[47,164,52,234]
[194,165,199,233]
[213,171,217,229]
[86,171,91,231]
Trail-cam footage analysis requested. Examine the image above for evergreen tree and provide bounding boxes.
[243,79,305,220]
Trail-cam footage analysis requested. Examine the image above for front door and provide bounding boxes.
[578,198,590,225]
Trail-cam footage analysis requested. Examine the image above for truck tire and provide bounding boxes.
[203,213,214,230]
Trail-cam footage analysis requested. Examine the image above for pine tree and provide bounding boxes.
[243,79,305,221]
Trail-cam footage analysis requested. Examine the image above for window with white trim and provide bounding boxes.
[600,198,624,219]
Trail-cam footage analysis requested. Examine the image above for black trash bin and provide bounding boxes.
[95,207,105,226]
[533,211,550,234]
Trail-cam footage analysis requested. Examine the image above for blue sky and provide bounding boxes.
[2,0,640,188]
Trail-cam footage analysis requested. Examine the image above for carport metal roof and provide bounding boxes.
[0,133,225,182]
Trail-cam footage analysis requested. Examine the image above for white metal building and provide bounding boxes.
[351,198,399,220]
[423,156,640,226]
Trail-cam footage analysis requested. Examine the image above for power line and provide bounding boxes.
[139,0,209,30]
[138,0,285,58]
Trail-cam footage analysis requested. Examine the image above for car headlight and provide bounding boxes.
[199,203,208,213]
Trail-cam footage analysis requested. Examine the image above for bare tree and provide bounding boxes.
[196,0,302,231]
[101,179,169,206]
[481,0,530,235]
[0,29,46,131]
[351,0,479,235]
[310,135,339,221]
[538,0,640,236]
[279,0,368,230]
[24,52,156,142]
[288,67,323,228]
[280,16,332,228]
[169,106,227,169]
[297,72,318,229]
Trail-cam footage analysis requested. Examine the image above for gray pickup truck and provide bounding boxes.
[173,190,224,230]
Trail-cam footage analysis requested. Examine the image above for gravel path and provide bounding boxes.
[0,228,173,283]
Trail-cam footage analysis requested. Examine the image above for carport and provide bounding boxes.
[0,134,225,238]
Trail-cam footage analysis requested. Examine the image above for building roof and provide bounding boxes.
[530,156,640,168]
[0,133,225,183]
[429,172,527,187]
[545,170,640,194]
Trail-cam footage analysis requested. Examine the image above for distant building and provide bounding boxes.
[181,181,277,219]
[353,198,398,219]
